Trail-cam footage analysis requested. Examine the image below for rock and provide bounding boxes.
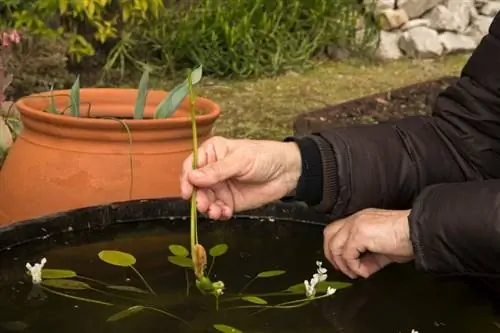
[401,18,431,30]
[378,8,410,30]
[445,0,476,30]
[0,117,13,152]
[399,0,445,19]
[325,44,350,61]
[375,31,404,59]
[480,1,500,16]
[464,15,493,42]
[364,0,395,12]
[439,32,478,53]
[424,5,468,32]
[399,26,444,57]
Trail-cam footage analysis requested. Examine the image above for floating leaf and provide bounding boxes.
[1,321,28,331]
[98,250,137,267]
[70,75,80,117]
[107,305,144,322]
[107,285,149,294]
[42,279,90,290]
[285,281,352,294]
[42,269,77,279]
[168,244,189,257]
[241,296,267,305]
[257,270,286,278]
[168,256,193,268]
[209,244,228,257]
[154,81,189,119]
[190,64,203,85]
[134,69,149,119]
[213,324,242,333]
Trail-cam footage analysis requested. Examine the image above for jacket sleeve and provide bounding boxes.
[288,11,500,219]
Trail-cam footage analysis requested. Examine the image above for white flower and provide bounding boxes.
[313,261,328,282]
[26,257,47,284]
[212,280,224,296]
[326,286,336,295]
[304,261,331,298]
[411,330,419,333]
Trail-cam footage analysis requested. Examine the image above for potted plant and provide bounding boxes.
[0,65,220,225]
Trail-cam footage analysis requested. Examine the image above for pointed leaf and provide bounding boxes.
[42,279,90,290]
[106,285,149,294]
[213,324,242,333]
[209,244,228,257]
[70,75,80,117]
[241,296,267,305]
[257,270,286,278]
[107,305,145,322]
[285,280,352,294]
[42,269,77,279]
[133,70,149,119]
[154,82,189,119]
[190,64,203,85]
[168,244,189,257]
[98,250,136,267]
[48,84,58,114]
[0,321,28,331]
[168,256,193,268]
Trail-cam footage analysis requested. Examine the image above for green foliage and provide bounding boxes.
[98,250,137,267]
[213,324,243,333]
[209,244,228,257]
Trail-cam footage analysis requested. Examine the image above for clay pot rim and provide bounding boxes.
[15,88,221,129]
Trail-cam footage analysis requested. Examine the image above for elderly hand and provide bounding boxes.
[323,208,414,279]
[180,136,302,220]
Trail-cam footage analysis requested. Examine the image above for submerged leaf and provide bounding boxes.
[154,81,189,119]
[70,75,80,117]
[107,305,145,322]
[0,321,28,331]
[286,281,352,294]
[42,279,90,290]
[107,285,149,294]
[190,64,203,85]
[241,296,267,305]
[213,324,242,333]
[209,244,228,257]
[134,69,150,119]
[257,270,286,278]
[168,256,193,268]
[98,250,137,267]
[42,269,77,279]
[168,244,189,257]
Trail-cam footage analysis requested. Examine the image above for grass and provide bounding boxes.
[181,54,469,140]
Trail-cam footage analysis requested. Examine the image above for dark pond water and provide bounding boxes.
[0,217,498,333]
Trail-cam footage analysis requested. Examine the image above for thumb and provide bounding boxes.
[187,154,247,187]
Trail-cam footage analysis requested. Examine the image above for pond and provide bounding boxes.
[0,199,498,333]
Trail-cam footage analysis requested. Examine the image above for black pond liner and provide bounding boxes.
[0,198,499,333]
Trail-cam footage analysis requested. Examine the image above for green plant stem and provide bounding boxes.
[41,286,113,306]
[188,70,199,253]
[207,256,216,276]
[215,295,220,312]
[90,287,142,303]
[143,306,191,327]
[185,269,190,296]
[130,265,156,295]
[221,291,298,303]
[77,275,110,286]
[238,276,257,294]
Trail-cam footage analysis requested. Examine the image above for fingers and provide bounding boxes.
[323,221,345,269]
[328,225,358,279]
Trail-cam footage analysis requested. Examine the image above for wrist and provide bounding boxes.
[282,141,302,195]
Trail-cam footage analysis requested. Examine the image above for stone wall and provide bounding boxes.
[368,0,498,60]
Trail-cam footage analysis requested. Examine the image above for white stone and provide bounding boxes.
[399,26,444,57]
[401,18,431,31]
[464,15,493,42]
[445,0,476,30]
[424,5,468,32]
[376,31,404,60]
[399,0,446,19]
[480,1,500,16]
[364,0,395,12]
[439,32,478,53]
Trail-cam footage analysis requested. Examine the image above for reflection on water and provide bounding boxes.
[0,218,498,333]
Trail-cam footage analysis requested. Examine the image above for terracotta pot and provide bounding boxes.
[0,88,220,226]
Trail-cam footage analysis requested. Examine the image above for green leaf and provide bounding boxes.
[70,75,80,117]
[98,250,137,267]
[42,269,77,279]
[209,244,228,257]
[154,81,189,119]
[0,321,28,331]
[41,279,90,290]
[257,270,286,278]
[133,69,149,119]
[190,64,203,85]
[106,305,144,322]
[106,285,149,294]
[241,296,267,305]
[285,281,352,294]
[168,244,189,257]
[48,84,58,114]
[213,324,242,333]
[168,256,193,268]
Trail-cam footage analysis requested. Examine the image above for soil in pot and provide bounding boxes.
[293,76,458,135]
[0,199,497,333]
